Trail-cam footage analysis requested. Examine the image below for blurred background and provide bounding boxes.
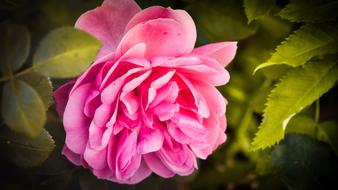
[1,0,338,189]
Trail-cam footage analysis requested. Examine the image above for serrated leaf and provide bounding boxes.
[32,27,101,78]
[189,0,258,41]
[255,23,338,72]
[1,79,46,138]
[270,134,338,189]
[0,128,55,167]
[0,21,30,74]
[251,60,338,150]
[279,0,338,23]
[19,72,53,110]
[244,0,276,23]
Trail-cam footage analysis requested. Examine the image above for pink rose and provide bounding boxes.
[54,0,237,184]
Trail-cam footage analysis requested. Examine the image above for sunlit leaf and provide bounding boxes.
[0,128,55,167]
[255,23,338,72]
[33,27,101,78]
[19,72,53,110]
[243,0,276,23]
[279,0,338,23]
[1,79,46,138]
[0,21,30,74]
[189,0,258,41]
[251,60,338,150]
[270,134,338,189]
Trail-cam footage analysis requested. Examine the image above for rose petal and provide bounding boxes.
[117,18,189,58]
[137,127,164,154]
[144,153,174,178]
[192,42,237,67]
[63,83,92,153]
[54,81,75,117]
[75,0,141,59]
[126,6,196,53]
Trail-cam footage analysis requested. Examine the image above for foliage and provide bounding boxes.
[0,0,337,189]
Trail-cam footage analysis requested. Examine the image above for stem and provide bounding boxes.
[314,99,320,137]
[0,67,34,83]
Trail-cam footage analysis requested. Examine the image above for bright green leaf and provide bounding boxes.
[0,128,55,167]
[270,134,338,189]
[1,79,46,138]
[0,22,30,74]
[243,0,276,23]
[251,60,338,150]
[279,0,338,23]
[189,0,258,41]
[33,27,101,78]
[255,23,338,72]
[19,72,53,110]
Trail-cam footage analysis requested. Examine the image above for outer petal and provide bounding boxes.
[126,6,196,53]
[75,0,141,59]
[116,18,191,58]
[63,83,92,154]
[192,42,237,67]
[53,81,75,117]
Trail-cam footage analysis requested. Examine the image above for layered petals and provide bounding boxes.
[55,0,236,185]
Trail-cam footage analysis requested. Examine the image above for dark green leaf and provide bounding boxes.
[189,0,258,41]
[279,0,338,23]
[244,0,276,23]
[1,79,46,138]
[0,128,55,167]
[33,27,101,78]
[318,121,338,155]
[19,72,53,110]
[0,21,30,74]
[251,60,338,150]
[255,23,338,71]
[270,134,338,189]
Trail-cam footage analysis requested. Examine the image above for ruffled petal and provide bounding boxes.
[75,0,141,59]
[192,42,237,67]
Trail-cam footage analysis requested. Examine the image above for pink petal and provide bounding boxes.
[75,0,141,59]
[192,42,237,67]
[63,83,92,153]
[53,81,75,118]
[137,127,164,154]
[126,6,196,53]
[84,89,100,117]
[123,159,152,184]
[62,146,81,166]
[84,143,108,170]
[116,18,190,58]
[144,153,174,178]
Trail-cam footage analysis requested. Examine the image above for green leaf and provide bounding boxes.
[0,128,55,167]
[0,22,30,74]
[33,27,101,78]
[255,23,338,72]
[251,60,338,150]
[243,0,276,23]
[189,0,258,41]
[279,0,338,23]
[285,114,317,137]
[317,121,338,155]
[1,79,46,138]
[19,72,53,110]
[270,134,338,189]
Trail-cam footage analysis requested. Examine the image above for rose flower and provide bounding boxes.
[54,0,237,184]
